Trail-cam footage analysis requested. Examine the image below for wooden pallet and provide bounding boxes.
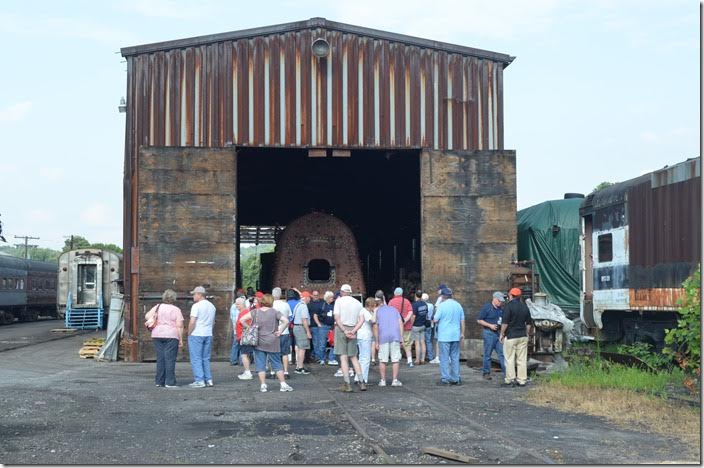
[50,328,77,334]
[78,338,105,358]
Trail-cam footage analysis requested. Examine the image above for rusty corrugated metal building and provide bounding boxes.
[121,17,517,361]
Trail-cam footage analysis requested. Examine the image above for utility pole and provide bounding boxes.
[14,235,39,259]
[63,235,74,250]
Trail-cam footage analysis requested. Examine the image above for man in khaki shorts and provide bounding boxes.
[333,284,366,392]
[372,297,405,387]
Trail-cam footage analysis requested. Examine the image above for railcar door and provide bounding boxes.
[77,263,98,305]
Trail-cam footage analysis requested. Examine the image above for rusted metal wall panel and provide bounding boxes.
[420,149,516,347]
[136,147,237,361]
[123,28,506,163]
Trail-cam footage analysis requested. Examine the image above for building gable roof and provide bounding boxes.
[121,17,514,66]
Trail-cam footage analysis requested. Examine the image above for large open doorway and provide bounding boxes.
[236,147,421,296]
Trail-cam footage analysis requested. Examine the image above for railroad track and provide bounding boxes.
[315,368,555,464]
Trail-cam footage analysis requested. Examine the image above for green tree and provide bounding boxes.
[593,181,614,192]
[28,247,61,262]
[90,242,123,254]
[63,235,91,252]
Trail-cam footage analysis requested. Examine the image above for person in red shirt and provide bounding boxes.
[388,287,415,367]
[234,297,255,380]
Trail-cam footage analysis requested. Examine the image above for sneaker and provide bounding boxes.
[294,368,311,375]
[319,360,326,365]
[436,380,451,386]
[450,380,462,386]
[334,369,344,377]
[206,380,214,387]
[260,383,268,393]
[269,370,275,376]
[430,357,440,364]
[338,383,353,393]
[391,379,403,387]
[500,380,516,387]
[237,370,253,380]
[165,384,179,388]
[284,372,290,380]
[371,360,377,366]
[188,381,206,388]
[359,382,367,391]
[516,382,527,387]
[349,369,355,377]
[280,382,294,392]
[482,373,492,381]
[328,359,339,366]
[378,379,387,387]
[155,384,165,387]
[407,361,414,368]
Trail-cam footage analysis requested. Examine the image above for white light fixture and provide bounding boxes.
[311,38,330,58]
[118,97,127,113]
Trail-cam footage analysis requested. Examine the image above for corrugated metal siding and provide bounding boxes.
[125,29,505,158]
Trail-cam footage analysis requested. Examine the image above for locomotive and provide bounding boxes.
[0,253,57,324]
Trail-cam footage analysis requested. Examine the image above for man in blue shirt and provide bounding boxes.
[433,287,465,385]
[477,291,506,380]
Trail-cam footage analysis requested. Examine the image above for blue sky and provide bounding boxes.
[0,0,699,250]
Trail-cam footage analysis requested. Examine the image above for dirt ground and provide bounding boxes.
[0,328,699,464]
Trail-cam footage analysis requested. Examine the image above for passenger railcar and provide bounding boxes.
[580,158,701,348]
[57,249,122,320]
[0,254,57,324]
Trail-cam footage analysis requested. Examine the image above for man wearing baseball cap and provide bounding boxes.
[333,284,366,392]
[187,286,216,388]
[477,292,507,380]
[433,287,465,386]
[292,291,313,375]
[499,288,533,387]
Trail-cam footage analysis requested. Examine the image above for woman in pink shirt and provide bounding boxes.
[147,289,185,387]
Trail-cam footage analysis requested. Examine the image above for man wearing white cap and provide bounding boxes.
[433,287,465,386]
[333,284,366,392]
[187,286,216,388]
[477,292,507,380]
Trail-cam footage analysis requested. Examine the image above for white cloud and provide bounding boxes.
[80,202,117,227]
[0,101,32,124]
[639,131,659,144]
[39,167,65,182]
[26,209,56,224]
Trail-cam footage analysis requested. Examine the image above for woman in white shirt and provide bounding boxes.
[356,297,376,386]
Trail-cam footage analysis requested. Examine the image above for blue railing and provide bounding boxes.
[65,291,104,330]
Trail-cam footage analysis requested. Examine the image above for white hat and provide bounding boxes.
[190,286,206,294]
[340,284,352,293]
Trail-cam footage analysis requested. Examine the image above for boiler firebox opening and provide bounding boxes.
[236,147,421,297]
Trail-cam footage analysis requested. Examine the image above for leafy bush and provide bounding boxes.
[664,265,701,393]
[616,342,674,370]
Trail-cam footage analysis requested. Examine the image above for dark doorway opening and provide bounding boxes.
[236,147,421,296]
[307,259,332,282]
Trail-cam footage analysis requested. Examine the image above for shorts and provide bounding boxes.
[402,330,413,348]
[279,334,291,357]
[378,342,401,363]
[411,326,426,341]
[254,350,282,373]
[334,326,358,357]
[239,344,255,355]
[293,325,310,349]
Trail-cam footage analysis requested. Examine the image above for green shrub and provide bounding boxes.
[616,342,674,370]
[664,265,701,392]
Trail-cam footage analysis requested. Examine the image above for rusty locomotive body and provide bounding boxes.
[580,158,701,347]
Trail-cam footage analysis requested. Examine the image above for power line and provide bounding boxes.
[14,235,39,259]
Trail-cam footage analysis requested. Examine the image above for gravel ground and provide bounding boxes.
[0,329,698,464]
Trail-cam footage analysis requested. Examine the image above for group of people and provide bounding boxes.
[146,281,534,392]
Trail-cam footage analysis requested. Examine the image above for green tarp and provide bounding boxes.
[517,198,582,312]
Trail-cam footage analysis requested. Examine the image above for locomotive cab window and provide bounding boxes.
[598,233,613,263]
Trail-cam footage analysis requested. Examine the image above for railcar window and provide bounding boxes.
[598,234,613,263]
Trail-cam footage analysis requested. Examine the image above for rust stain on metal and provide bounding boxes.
[629,288,685,310]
